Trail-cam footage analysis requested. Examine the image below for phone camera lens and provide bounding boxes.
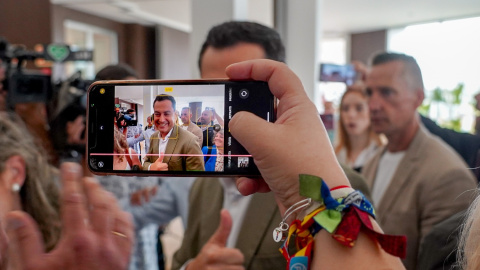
[99,125,104,131]
[98,161,104,168]
[239,89,249,99]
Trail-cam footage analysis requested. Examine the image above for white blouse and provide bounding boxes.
[336,140,380,170]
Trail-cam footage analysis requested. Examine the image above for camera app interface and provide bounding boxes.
[89,83,259,174]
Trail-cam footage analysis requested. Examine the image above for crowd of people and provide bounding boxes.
[112,95,225,173]
[0,19,480,270]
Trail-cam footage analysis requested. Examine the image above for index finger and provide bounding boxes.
[60,162,88,234]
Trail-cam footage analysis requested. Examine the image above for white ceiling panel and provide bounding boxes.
[51,0,480,34]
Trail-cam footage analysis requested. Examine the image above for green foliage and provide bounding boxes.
[431,87,445,102]
[418,83,465,132]
[418,102,430,116]
[451,84,464,104]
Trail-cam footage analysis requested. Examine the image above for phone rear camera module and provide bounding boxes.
[239,89,249,99]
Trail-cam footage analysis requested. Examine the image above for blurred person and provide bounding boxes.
[362,52,476,269]
[172,21,372,270]
[49,101,86,166]
[114,21,366,270]
[335,84,384,172]
[417,209,466,270]
[145,113,154,131]
[417,93,480,270]
[4,162,134,270]
[143,94,204,172]
[143,114,156,155]
[195,108,216,148]
[95,63,138,81]
[94,63,161,270]
[180,107,203,148]
[124,109,136,122]
[0,111,61,268]
[113,127,142,171]
[201,129,224,172]
[420,114,480,182]
[458,189,480,270]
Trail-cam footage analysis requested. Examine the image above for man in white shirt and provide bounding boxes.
[361,52,476,270]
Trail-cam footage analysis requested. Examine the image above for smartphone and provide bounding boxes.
[319,63,356,85]
[87,79,276,177]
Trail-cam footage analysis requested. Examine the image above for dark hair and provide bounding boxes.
[153,95,176,110]
[49,103,86,158]
[198,21,285,70]
[371,52,417,67]
[126,109,135,114]
[116,114,126,127]
[370,52,424,90]
[95,63,138,80]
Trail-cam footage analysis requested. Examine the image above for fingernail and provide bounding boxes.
[61,162,80,173]
[6,216,25,231]
[65,192,83,203]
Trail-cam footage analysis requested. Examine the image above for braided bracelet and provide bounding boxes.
[278,174,407,270]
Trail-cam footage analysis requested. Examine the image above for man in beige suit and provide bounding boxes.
[180,107,203,148]
[362,52,476,270]
[143,95,204,172]
[170,21,377,270]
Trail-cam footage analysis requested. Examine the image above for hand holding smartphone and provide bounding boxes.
[87,79,276,177]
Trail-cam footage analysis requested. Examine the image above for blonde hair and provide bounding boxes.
[0,112,61,251]
[334,85,383,156]
[114,127,128,162]
[458,190,480,270]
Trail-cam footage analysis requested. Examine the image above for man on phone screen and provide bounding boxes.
[143,94,204,171]
[180,107,203,148]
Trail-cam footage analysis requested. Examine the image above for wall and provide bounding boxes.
[158,26,191,79]
[0,0,52,65]
[51,5,157,79]
[125,24,156,79]
[350,30,387,64]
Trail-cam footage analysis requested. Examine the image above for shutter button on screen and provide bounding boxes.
[239,89,249,99]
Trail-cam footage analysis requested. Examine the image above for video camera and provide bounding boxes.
[0,36,93,109]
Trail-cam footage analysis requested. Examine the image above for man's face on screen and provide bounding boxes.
[153,100,175,138]
[200,110,213,125]
[180,108,191,125]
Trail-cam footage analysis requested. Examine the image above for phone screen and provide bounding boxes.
[87,80,275,177]
[319,63,356,85]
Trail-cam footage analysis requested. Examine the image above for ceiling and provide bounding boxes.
[51,0,480,34]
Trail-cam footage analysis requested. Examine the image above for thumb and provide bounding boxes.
[5,211,45,268]
[229,111,276,158]
[208,209,233,246]
[156,152,164,162]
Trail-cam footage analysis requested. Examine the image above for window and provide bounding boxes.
[387,16,480,132]
[64,20,118,79]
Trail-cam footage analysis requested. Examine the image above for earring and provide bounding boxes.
[12,183,20,192]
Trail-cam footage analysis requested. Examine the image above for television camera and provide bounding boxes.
[0,36,93,110]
